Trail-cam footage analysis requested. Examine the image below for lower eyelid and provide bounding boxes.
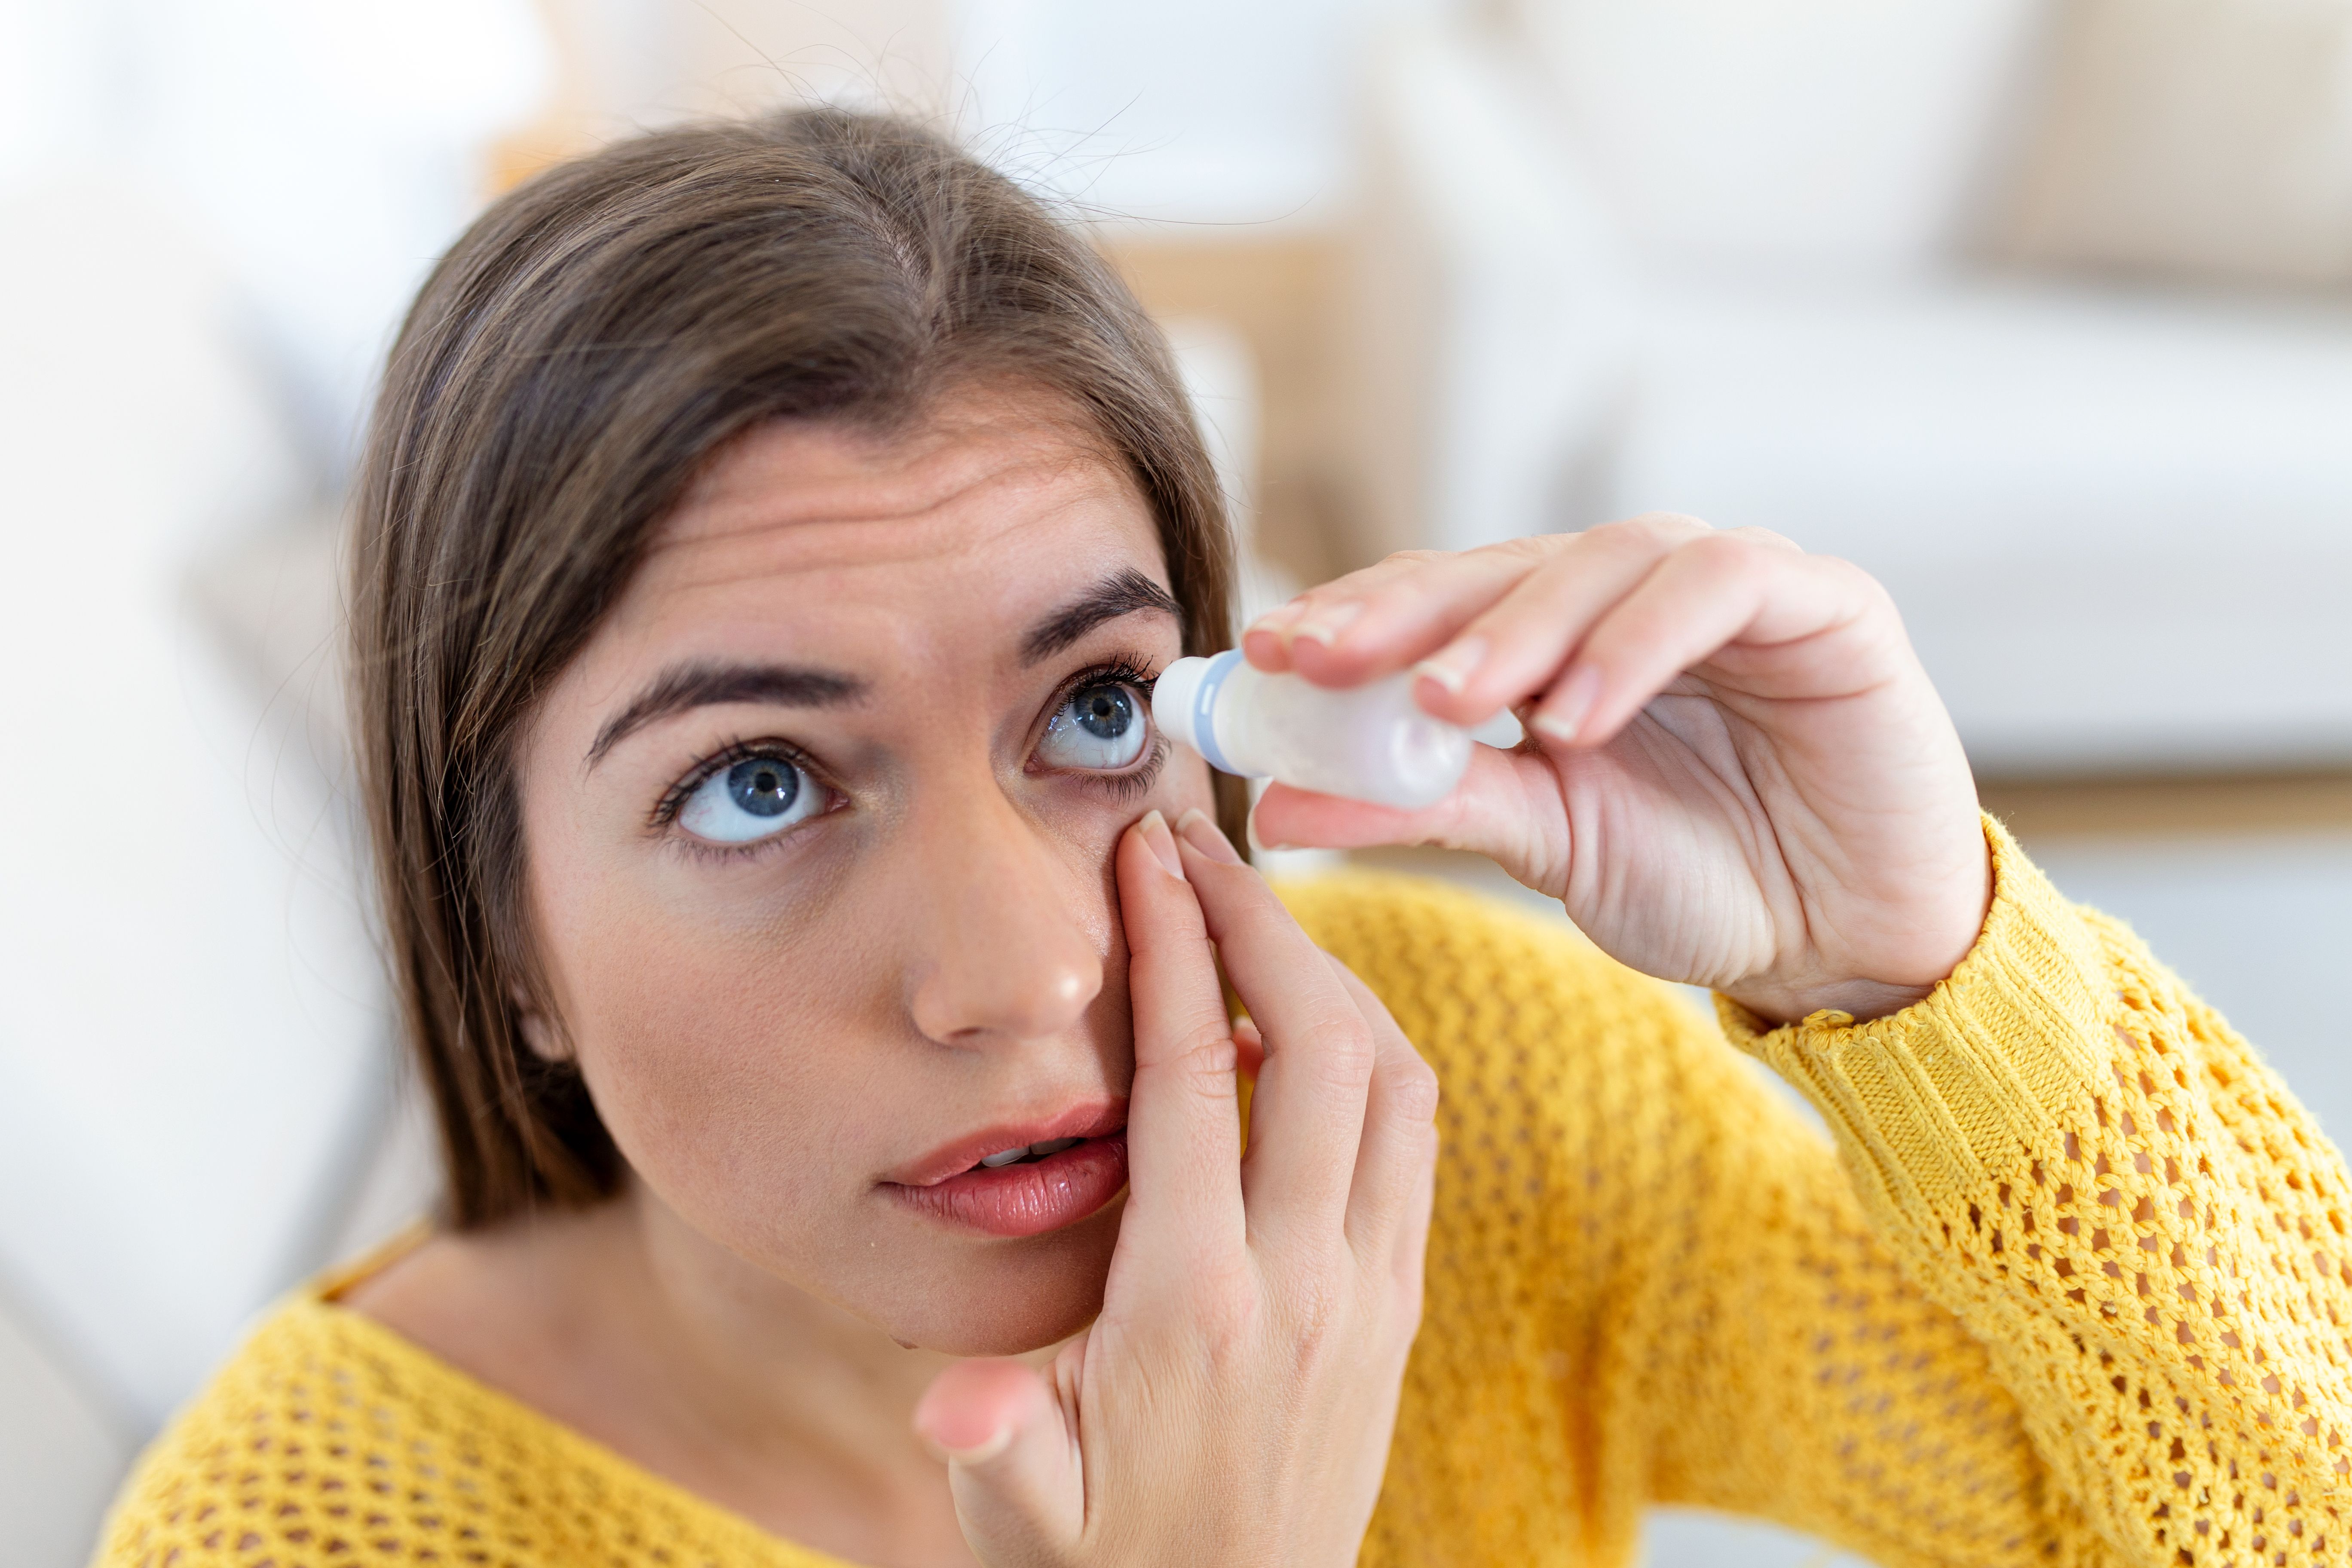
[672,784,842,858]
[1089,737,1167,798]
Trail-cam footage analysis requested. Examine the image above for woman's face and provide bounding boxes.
[513,392,1216,1355]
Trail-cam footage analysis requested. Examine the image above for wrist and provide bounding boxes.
[1727,819,1997,1027]
[1722,973,1939,1029]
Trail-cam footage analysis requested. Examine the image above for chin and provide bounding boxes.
[882,1200,1124,1356]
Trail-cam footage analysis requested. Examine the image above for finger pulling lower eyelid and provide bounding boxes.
[1174,807,1242,865]
[1135,809,1186,880]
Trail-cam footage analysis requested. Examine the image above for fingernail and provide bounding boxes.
[1246,597,1310,638]
[1136,809,1186,880]
[1412,636,1487,696]
[1175,806,1242,865]
[1290,600,1362,646]
[929,1424,1016,1466]
[1532,664,1604,744]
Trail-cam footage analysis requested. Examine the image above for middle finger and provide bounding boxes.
[1248,516,1715,698]
[1169,808,1377,1250]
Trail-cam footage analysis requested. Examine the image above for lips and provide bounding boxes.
[885,1099,1130,1238]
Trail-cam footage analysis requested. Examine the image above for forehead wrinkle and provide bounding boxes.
[643,470,1131,603]
[659,426,1123,557]
[595,409,1169,710]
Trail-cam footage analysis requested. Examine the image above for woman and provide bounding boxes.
[98,108,2349,1568]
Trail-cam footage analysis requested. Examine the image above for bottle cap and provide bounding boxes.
[1151,650,1245,775]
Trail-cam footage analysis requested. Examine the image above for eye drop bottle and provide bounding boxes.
[1152,650,1472,811]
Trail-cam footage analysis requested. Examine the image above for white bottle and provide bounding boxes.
[1153,651,1472,811]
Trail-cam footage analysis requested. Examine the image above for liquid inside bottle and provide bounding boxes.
[1152,651,1472,811]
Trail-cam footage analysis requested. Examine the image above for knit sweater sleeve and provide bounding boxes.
[1688,815,2352,1567]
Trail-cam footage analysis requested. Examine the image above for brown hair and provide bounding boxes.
[350,107,1246,1228]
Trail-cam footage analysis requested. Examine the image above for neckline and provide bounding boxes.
[300,1226,861,1568]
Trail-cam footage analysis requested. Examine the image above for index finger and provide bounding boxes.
[1242,516,1713,692]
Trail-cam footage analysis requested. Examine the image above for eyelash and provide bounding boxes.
[651,655,1168,849]
[649,735,831,833]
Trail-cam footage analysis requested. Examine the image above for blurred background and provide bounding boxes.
[3,0,2350,1562]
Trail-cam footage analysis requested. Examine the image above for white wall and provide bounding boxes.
[570,0,1443,229]
[0,178,370,1426]
[949,0,1435,226]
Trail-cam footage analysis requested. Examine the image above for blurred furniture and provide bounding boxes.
[1111,238,1354,595]
[1345,0,2352,776]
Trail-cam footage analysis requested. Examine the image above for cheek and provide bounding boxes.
[552,895,888,1252]
[1037,746,1220,901]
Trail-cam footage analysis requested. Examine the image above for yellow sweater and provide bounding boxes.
[97,820,2352,1568]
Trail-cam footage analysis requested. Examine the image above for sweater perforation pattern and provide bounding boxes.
[1724,833,2352,1568]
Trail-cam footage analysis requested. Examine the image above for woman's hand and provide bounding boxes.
[1246,516,1990,1025]
[913,808,1438,1567]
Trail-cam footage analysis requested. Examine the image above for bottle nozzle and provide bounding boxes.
[1152,649,1471,809]
[1151,652,1243,774]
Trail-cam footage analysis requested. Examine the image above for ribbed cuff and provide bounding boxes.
[1714,815,2113,1226]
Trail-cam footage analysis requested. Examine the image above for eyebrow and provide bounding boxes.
[1021,568,1181,665]
[583,569,1174,768]
[586,662,865,768]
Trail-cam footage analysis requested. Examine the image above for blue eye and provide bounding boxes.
[677,754,825,844]
[1038,682,1147,770]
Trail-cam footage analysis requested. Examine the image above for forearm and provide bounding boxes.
[1721,816,2352,1566]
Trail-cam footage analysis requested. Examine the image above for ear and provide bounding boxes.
[510,983,572,1063]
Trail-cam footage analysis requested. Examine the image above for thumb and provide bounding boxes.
[1249,744,1570,896]
[914,1355,1083,1565]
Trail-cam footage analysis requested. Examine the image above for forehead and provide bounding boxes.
[610,400,1168,654]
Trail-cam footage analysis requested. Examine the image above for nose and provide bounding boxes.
[903,784,1106,1046]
